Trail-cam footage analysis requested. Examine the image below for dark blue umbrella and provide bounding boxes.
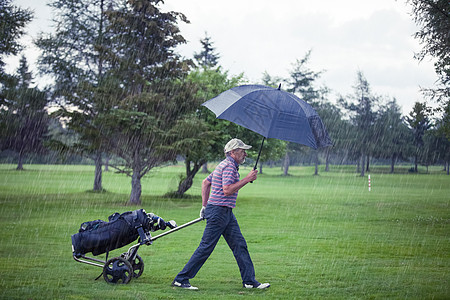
[202,84,333,169]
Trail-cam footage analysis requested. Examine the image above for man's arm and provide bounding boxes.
[223,169,258,196]
[201,178,211,206]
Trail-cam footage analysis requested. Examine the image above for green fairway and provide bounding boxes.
[0,164,448,299]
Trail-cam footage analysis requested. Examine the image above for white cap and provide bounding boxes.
[224,138,252,153]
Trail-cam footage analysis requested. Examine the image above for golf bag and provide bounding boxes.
[71,209,172,257]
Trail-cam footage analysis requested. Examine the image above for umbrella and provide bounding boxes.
[201,84,333,169]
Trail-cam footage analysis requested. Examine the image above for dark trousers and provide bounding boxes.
[174,204,257,285]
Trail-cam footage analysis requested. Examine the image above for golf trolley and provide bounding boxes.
[71,209,203,284]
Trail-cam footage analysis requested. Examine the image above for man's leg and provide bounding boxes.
[222,213,257,286]
[174,205,228,283]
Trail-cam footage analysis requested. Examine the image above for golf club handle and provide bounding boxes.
[150,217,204,241]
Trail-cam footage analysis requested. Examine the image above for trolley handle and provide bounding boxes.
[150,217,204,242]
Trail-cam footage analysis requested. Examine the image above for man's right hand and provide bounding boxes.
[245,169,258,183]
[224,169,259,195]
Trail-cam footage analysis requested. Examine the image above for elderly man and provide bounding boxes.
[172,138,270,290]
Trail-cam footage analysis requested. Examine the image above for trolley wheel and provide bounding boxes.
[103,257,133,284]
[129,254,144,278]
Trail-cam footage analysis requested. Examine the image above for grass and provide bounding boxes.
[0,163,449,299]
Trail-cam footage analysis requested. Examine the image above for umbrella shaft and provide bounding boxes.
[253,137,266,171]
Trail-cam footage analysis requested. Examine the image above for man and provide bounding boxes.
[172,138,270,290]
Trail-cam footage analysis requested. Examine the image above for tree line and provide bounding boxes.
[1,0,449,205]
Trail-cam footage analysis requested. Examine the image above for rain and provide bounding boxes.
[1,0,449,299]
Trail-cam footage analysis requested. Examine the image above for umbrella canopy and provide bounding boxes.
[202,84,332,150]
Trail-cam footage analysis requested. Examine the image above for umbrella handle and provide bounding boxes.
[250,137,265,183]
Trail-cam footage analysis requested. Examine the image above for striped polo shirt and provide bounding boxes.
[206,156,240,208]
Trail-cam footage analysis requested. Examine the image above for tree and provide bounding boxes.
[373,98,412,173]
[0,56,49,170]
[255,138,285,174]
[285,50,323,102]
[261,71,283,88]
[433,100,450,174]
[312,99,342,172]
[168,117,214,196]
[36,0,121,191]
[0,0,32,75]
[437,92,450,141]
[339,71,379,176]
[99,0,196,205]
[194,32,220,68]
[283,51,328,176]
[329,115,358,166]
[408,0,449,153]
[407,0,449,104]
[170,65,244,197]
[420,129,441,172]
[405,101,432,172]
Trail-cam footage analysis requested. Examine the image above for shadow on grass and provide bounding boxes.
[162,191,199,200]
[85,188,109,193]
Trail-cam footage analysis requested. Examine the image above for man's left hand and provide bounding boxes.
[199,206,206,219]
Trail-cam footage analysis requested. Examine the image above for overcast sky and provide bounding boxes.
[6,0,438,115]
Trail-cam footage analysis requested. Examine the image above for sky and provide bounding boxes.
[5,0,438,115]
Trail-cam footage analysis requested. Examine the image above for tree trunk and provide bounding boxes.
[16,150,24,170]
[414,153,418,172]
[447,161,449,175]
[177,175,194,196]
[325,147,330,172]
[201,163,209,173]
[366,154,370,172]
[314,151,319,176]
[129,150,142,205]
[360,153,365,177]
[390,153,397,174]
[283,151,290,176]
[129,171,142,205]
[104,155,109,172]
[259,161,263,174]
[176,160,203,196]
[93,151,103,191]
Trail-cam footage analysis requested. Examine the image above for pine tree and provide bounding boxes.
[0,0,32,74]
[194,33,220,68]
[0,56,49,170]
[36,0,121,191]
[99,0,197,204]
[406,101,432,172]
